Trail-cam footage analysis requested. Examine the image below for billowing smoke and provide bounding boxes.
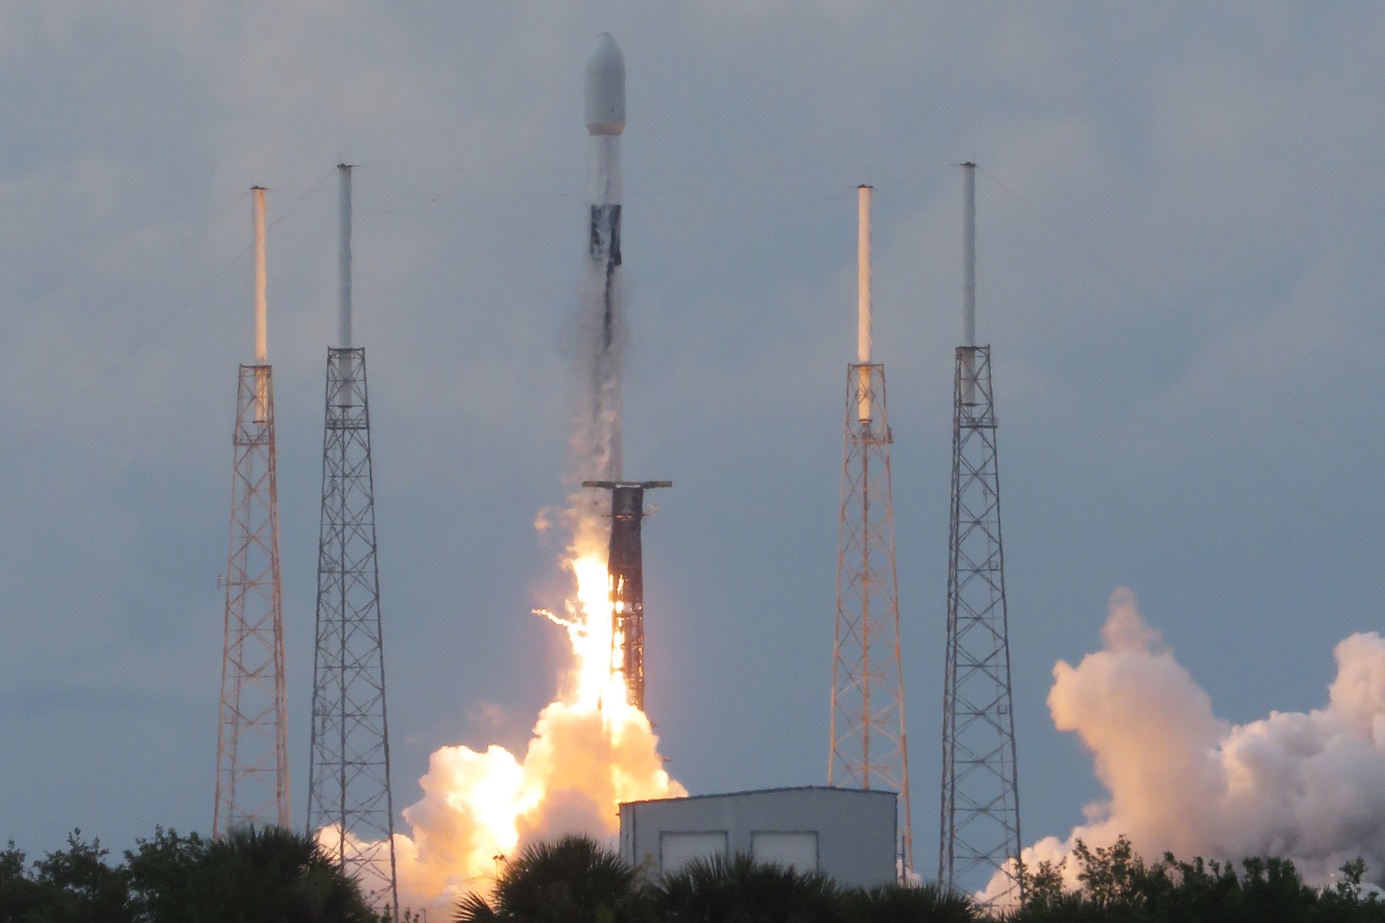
[387,698,681,908]
[986,587,1385,899]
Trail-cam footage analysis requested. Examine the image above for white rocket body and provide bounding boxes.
[584,33,626,481]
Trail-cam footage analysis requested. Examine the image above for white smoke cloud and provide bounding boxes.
[992,587,1385,898]
[387,699,683,913]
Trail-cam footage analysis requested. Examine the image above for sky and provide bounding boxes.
[3,0,1385,893]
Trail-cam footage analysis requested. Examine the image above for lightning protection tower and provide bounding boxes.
[582,479,671,712]
[939,163,1022,904]
[215,186,290,837]
[829,185,912,874]
[306,165,400,918]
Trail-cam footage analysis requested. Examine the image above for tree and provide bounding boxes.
[199,825,379,923]
[841,882,979,923]
[1000,836,1385,923]
[126,824,379,923]
[454,891,500,923]
[1070,837,1147,910]
[0,825,386,923]
[1014,856,1066,909]
[0,841,43,921]
[26,830,133,923]
[454,834,643,923]
[653,853,843,923]
[124,827,208,922]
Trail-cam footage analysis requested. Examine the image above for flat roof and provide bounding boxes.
[619,785,897,807]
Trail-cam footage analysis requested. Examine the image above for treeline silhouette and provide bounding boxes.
[458,833,1385,923]
[4,827,1382,921]
[0,825,400,922]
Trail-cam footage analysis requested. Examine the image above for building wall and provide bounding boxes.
[618,786,897,888]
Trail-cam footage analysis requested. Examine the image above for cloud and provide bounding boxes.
[990,588,1385,899]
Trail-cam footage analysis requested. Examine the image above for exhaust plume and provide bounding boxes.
[984,587,1385,901]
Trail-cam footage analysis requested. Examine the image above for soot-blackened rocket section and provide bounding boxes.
[583,480,670,713]
[590,203,621,353]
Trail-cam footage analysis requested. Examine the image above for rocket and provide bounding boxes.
[585,32,625,480]
[581,35,673,716]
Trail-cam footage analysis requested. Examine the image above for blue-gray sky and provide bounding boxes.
[2,1,1384,888]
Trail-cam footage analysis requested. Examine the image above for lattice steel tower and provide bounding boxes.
[215,187,290,837]
[306,166,400,918]
[940,164,1022,903]
[829,185,912,873]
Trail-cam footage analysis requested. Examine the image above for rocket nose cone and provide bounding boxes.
[585,32,625,135]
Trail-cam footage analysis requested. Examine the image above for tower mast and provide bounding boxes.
[940,163,1022,903]
[215,186,289,837]
[829,185,913,874]
[307,165,401,918]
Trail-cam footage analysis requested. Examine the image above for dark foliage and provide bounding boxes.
[448,831,1385,923]
[840,881,979,923]
[0,824,385,923]
[653,852,844,923]
[0,831,132,923]
[195,824,379,922]
[455,833,643,923]
[124,827,207,922]
[1005,834,1385,923]
[9,825,1385,923]
[454,890,501,922]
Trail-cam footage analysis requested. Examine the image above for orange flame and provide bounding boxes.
[328,515,683,914]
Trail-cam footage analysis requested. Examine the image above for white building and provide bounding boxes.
[618,786,897,888]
